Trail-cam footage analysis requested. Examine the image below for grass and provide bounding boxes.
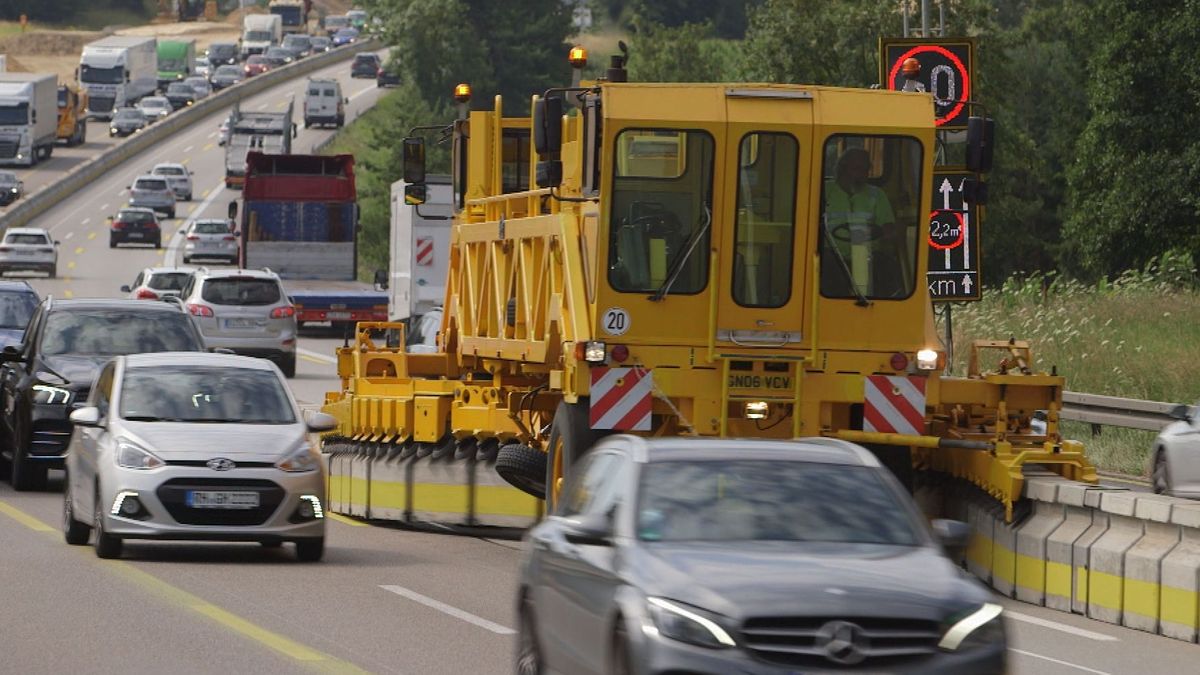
[948,252,1199,475]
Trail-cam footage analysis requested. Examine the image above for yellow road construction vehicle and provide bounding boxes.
[56,84,87,147]
[321,51,1096,524]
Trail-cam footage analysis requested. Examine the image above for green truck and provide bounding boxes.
[157,38,196,88]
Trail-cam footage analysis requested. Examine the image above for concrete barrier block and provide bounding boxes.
[1045,505,1094,612]
[1161,526,1200,642]
[992,506,1019,597]
[1058,482,1090,508]
[1087,513,1145,624]
[1015,500,1067,605]
[1024,477,1063,503]
[409,454,472,525]
[1122,521,1181,633]
[369,451,409,521]
[472,458,541,528]
[1133,495,1176,523]
[1073,510,1111,614]
[966,492,995,584]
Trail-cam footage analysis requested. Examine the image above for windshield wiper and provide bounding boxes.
[191,417,248,423]
[820,218,872,308]
[37,361,71,386]
[649,204,712,302]
[123,414,183,422]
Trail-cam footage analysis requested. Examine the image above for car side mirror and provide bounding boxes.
[402,137,425,185]
[120,285,131,292]
[305,411,339,432]
[403,183,426,206]
[561,512,614,546]
[69,406,102,427]
[228,201,238,220]
[931,518,971,557]
[373,268,388,290]
[0,345,23,363]
[1169,404,1193,421]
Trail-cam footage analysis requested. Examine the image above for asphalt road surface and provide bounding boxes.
[0,50,1194,674]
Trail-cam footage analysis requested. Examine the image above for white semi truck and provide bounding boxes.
[387,176,451,348]
[0,73,58,166]
[242,14,283,58]
[79,36,157,120]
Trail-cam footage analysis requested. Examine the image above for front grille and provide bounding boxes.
[156,477,284,526]
[0,140,18,159]
[741,616,942,669]
[30,419,73,456]
[165,460,276,469]
[89,97,115,113]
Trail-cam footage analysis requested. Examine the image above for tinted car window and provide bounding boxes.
[147,273,191,291]
[114,110,143,121]
[0,291,37,330]
[120,366,295,424]
[155,166,185,176]
[40,310,202,356]
[201,279,282,306]
[134,179,168,191]
[167,83,192,94]
[194,221,230,234]
[637,460,920,545]
[5,234,49,245]
[118,211,156,224]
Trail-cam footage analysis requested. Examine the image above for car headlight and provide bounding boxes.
[646,597,736,649]
[32,384,72,405]
[939,603,1004,650]
[116,440,165,470]
[276,444,320,472]
[110,127,118,134]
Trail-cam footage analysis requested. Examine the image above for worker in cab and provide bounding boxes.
[821,147,900,298]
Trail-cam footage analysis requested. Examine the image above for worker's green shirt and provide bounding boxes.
[824,180,895,234]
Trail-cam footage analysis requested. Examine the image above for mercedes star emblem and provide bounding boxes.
[815,620,868,665]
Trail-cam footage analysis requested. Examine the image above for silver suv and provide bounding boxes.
[179,268,297,377]
[150,163,193,201]
[127,175,177,219]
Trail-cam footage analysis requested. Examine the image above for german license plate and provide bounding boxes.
[187,491,259,509]
[16,250,36,256]
[224,318,260,329]
[128,232,144,239]
[326,311,351,320]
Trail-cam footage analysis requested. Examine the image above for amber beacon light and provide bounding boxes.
[568,46,588,69]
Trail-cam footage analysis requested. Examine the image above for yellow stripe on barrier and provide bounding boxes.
[336,475,540,518]
[1016,554,1046,595]
[1161,585,1200,629]
[1089,569,1125,611]
[1045,560,1073,601]
[993,542,1016,584]
[1124,577,1161,624]
[1076,566,1090,606]
[967,533,991,570]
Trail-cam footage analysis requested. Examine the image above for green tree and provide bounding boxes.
[628,22,740,82]
[629,0,755,38]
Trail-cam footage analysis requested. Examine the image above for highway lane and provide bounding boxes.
[0,119,120,208]
[0,47,1195,675]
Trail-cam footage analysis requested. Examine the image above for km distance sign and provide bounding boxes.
[927,172,981,302]
[880,38,975,130]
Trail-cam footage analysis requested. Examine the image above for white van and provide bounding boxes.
[303,77,345,128]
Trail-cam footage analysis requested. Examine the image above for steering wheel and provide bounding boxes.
[828,221,885,244]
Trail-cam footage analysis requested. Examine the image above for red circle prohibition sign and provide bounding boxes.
[888,45,970,127]
[928,210,965,250]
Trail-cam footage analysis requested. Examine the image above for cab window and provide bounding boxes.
[501,129,530,194]
[819,135,922,300]
[733,132,799,308]
[608,129,715,295]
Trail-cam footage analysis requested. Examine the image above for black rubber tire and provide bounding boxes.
[167,209,175,219]
[10,417,47,492]
[110,237,118,248]
[544,401,599,512]
[1153,450,1172,495]
[63,474,90,545]
[48,266,56,278]
[611,622,632,675]
[516,593,543,675]
[295,538,324,562]
[497,444,548,500]
[183,256,191,265]
[154,238,162,250]
[280,353,296,378]
[94,491,123,559]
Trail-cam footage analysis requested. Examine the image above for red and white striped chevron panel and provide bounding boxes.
[415,237,434,266]
[863,375,927,436]
[589,367,652,431]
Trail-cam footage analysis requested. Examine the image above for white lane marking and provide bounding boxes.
[348,86,375,102]
[379,585,515,635]
[100,203,109,211]
[183,145,194,153]
[297,347,337,364]
[81,218,90,225]
[207,131,216,139]
[1009,648,1111,674]
[257,102,268,110]
[1004,610,1119,641]
[63,232,74,240]
[166,183,226,265]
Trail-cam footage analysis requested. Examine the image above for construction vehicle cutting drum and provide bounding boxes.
[320,49,1096,525]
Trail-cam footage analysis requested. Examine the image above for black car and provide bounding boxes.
[516,437,1007,675]
[211,65,244,90]
[309,36,332,53]
[163,82,196,110]
[108,208,163,248]
[206,42,239,66]
[0,298,206,490]
[351,53,380,78]
[0,170,24,205]
[264,46,294,68]
[377,68,401,88]
[108,107,147,137]
[0,281,38,350]
[280,34,312,60]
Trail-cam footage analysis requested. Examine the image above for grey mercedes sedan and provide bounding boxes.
[516,437,1006,675]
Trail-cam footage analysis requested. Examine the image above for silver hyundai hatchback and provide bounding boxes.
[63,352,336,561]
[178,268,297,377]
[127,175,177,219]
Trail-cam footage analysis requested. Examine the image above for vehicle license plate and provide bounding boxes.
[16,250,36,256]
[187,491,259,509]
[127,232,144,239]
[326,311,351,320]
[224,318,260,329]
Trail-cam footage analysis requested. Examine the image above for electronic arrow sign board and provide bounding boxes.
[880,38,975,130]
[927,172,981,301]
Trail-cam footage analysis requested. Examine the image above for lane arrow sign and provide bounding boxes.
[940,178,953,210]
[962,274,973,294]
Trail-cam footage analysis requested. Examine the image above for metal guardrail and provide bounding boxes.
[1060,391,1181,432]
[0,39,381,232]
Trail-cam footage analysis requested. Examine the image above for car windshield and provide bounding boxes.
[209,45,235,59]
[118,210,155,224]
[40,310,200,356]
[0,172,17,185]
[636,459,921,545]
[247,56,267,65]
[5,233,49,245]
[134,179,168,191]
[194,221,230,234]
[147,272,191,291]
[119,365,295,424]
[154,166,185,176]
[201,278,281,306]
[114,110,142,122]
[0,291,36,330]
[142,99,168,109]
[167,83,192,94]
[216,66,241,77]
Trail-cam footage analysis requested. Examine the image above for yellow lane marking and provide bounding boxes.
[88,232,96,240]
[64,290,74,298]
[182,158,190,165]
[300,354,328,365]
[0,499,366,672]
[64,276,73,282]
[328,513,366,527]
[0,500,56,532]
[202,189,210,198]
[67,261,76,270]
[74,246,84,254]
[203,142,215,152]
